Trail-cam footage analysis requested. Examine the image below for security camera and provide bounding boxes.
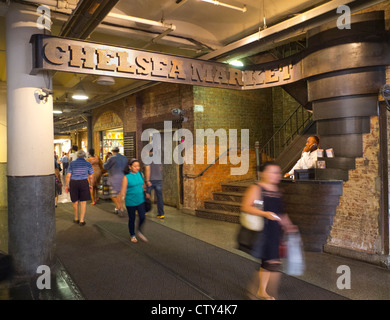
[172,108,181,115]
[380,84,390,111]
[172,108,186,116]
[38,88,53,101]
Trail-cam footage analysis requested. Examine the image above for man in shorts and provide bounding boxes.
[65,150,94,226]
[103,146,128,214]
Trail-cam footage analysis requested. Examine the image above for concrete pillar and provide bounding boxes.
[6,3,55,278]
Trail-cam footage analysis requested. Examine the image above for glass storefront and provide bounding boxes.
[100,128,123,159]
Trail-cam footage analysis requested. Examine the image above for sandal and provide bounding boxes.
[79,221,86,226]
[130,236,138,243]
[73,219,80,224]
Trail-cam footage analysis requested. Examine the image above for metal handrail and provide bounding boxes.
[261,105,312,160]
[184,147,232,179]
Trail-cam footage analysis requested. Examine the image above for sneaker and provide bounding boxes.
[130,236,138,243]
[156,215,165,219]
[137,232,148,242]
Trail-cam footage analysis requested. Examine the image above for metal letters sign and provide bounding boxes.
[30,35,390,90]
[30,34,299,90]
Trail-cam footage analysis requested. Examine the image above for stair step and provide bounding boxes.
[280,180,343,196]
[283,193,340,206]
[221,180,254,193]
[195,208,240,224]
[213,191,244,202]
[204,200,241,213]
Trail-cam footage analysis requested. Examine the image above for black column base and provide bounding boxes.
[7,175,56,278]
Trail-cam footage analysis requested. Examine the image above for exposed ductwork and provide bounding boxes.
[60,0,120,39]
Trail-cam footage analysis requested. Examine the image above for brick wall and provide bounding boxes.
[325,3,390,256]
[327,116,381,253]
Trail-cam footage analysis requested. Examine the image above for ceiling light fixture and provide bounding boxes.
[229,60,244,67]
[72,81,89,100]
[199,0,247,13]
[96,76,115,86]
[72,90,89,100]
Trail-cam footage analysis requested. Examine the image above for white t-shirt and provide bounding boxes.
[69,152,77,162]
[288,151,318,176]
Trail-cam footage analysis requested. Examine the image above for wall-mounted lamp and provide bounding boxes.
[199,0,247,13]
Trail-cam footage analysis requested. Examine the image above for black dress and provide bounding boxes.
[252,187,283,261]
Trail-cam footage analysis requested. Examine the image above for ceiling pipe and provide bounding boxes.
[107,12,176,31]
[199,0,388,61]
[199,0,247,13]
[60,0,120,39]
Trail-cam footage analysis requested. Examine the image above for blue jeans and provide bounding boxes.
[147,180,165,216]
[126,203,146,237]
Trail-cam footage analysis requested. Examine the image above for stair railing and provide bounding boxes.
[261,105,313,160]
[184,147,232,179]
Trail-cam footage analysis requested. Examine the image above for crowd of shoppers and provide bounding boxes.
[54,145,164,239]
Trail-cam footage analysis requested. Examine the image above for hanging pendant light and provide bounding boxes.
[72,80,89,100]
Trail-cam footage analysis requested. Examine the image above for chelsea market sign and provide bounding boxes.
[31,34,297,90]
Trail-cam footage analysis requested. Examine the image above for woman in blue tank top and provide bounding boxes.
[120,159,149,243]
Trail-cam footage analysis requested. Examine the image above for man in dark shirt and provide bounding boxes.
[103,147,128,214]
[145,153,165,219]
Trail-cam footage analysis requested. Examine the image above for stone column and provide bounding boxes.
[6,3,55,278]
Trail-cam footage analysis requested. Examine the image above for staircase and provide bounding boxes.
[195,180,251,224]
[195,179,342,252]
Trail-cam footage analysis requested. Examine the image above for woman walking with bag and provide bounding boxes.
[241,161,297,300]
[119,159,150,243]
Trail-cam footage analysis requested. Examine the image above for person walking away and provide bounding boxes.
[61,152,69,176]
[144,153,165,219]
[241,161,297,300]
[54,156,62,208]
[103,147,128,214]
[69,145,78,162]
[65,150,94,226]
[87,148,103,205]
[119,159,150,243]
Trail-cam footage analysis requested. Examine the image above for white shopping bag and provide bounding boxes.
[284,232,305,276]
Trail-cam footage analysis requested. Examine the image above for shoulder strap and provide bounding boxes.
[253,183,263,201]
